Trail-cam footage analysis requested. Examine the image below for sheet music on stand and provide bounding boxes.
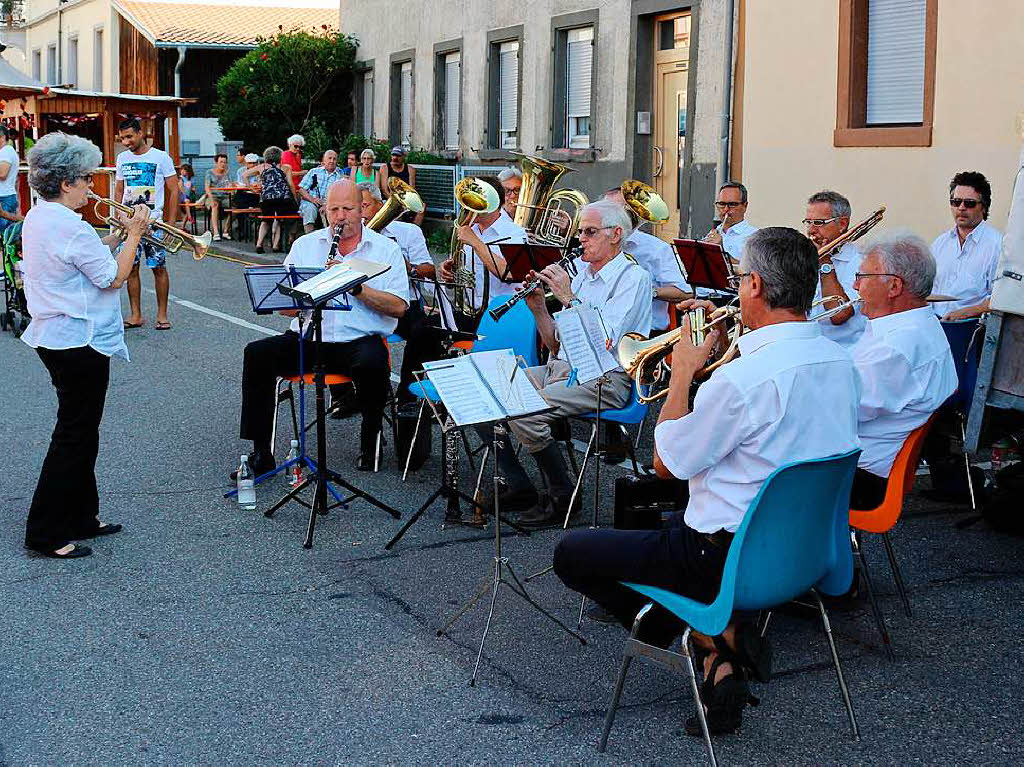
[243,265,322,313]
[422,349,550,426]
[280,257,390,307]
[553,304,619,384]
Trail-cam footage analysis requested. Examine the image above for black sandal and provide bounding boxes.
[27,543,93,559]
[685,656,750,736]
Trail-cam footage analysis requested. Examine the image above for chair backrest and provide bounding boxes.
[716,450,861,612]
[475,295,540,366]
[849,414,935,534]
[941,319,980,414]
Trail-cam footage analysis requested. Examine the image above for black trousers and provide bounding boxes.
[849,468,888,511]
[26,346,111,551]
[554,489,731,646]
[394,301,445,403]
[240,331,389,455]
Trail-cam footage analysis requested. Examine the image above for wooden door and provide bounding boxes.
[652,12,691,240]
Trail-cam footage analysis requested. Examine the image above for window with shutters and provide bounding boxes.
[388,52,414,148]
[361,70,374,137]
[32,49,41,82]
[434,45,461,152]
[835,0,937,147]
[400,61,413,146]
[67,37,79,89]
[485,27,523,153]
[497,41,519,149]
[565,27,593,148]
[46,44,56,85]
[93,28,104,90]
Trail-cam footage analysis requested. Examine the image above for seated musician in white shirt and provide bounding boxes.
[438,177,526,332]
[494,200,653,530]
[234,180,409,474]
[849,233,957,509]
[554,227,861,736]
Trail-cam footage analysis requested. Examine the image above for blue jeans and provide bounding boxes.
[0,194,18,233]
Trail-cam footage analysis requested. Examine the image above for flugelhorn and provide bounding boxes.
[617,303,745,403]
[621,180,670,226]
[90,193,212,260]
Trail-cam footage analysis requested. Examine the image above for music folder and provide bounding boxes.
[498,242,565,282]
[673,239,737,293]
[278,257,390,306]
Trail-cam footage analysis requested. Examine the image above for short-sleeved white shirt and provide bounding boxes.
[115,146,177,219]
[284,225,410,343]
[0,143,20,197]
[623,229,690,331]
[20,200,128,360]
[930,221,1002,316]
[655,321,860,533]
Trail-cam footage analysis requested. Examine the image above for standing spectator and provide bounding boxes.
[298,150,345,233]
[379,146,423,226]
[354,148,378,187]
[0,125,24,234]
[115,117,178,331]
[242,146,297,254]
[343,150,359,176]
[498,167,522,219]
[931,171,1002,320]
[201,153,233,241]
[281,134,304,188]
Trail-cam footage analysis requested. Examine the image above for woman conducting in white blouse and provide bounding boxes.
[21,132,150,559]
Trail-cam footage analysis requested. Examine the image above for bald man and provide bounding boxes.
[234,180,410,473]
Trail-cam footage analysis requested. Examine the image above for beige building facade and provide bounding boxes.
[340,0,738,237]
[737,0,1024,239]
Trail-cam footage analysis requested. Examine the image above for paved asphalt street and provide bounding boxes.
[2,249,1022,766]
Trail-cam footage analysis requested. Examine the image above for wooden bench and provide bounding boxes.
[257,214,303,252]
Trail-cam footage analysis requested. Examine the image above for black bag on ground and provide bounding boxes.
[982,462,1024,536]
[396,404,431,472]
[614,475,688,530]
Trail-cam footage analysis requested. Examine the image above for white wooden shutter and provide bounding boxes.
[866,0,926,125]
[400,61,413,145]
[566,27,593,118]
[499,41,519,142]
[444,52,460,150]
[362,72,373,137]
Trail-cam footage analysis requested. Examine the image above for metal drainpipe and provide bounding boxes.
[717,0,736,191]
[57,0,63,84]
[173,46,186,156]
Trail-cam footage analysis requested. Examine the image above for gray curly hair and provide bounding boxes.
[28,132,102,201]
[263,145,284,165]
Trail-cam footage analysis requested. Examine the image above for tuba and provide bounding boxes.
[617,303,745,403]
[512,153,589,247]
[450,176,501,318]
[366,177,424,233]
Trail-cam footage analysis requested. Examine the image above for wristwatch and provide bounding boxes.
[350,283,363,296]
[651,285,659,300]
[819,262,835,276]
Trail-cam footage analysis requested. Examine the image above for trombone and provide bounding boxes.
[89,193,213,260]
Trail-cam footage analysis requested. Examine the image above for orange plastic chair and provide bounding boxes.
[848,414,936,660]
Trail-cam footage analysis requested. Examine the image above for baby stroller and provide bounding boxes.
[1,221,29,337]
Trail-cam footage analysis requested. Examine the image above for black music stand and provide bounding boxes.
[672,238,737,294]
[498,242,565,282]
[266,263,401,548]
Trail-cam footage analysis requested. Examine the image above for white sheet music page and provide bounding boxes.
[554,306,618,384]
[468,349,549,418]
[422,357,505,426]
[578,305,620,375]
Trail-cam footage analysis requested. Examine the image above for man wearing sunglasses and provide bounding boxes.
[803,190,866,347]
[930,171,1002,321]
[848,235,957,510]
[705,181,758,259]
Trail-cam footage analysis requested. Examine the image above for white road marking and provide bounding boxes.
[143,287,403,383]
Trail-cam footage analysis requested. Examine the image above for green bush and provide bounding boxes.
[214,28,358,152]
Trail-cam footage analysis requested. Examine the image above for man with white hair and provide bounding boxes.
[849,233,957,509]
[297,150,344,233]
[497,166,522,218]
[494,200,653,529]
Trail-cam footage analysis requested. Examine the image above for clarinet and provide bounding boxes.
[488,245,582,321]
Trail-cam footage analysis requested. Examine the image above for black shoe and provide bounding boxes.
[586,604,618,624]
[229,451,275,482]
[330,396,360,420]
[72,523,122,540]
[518,493,574,530]
[357,445,383,472]
[26,543,92,559]
[497,486,539,514]
[603,445,630,465]
[684,659,751,737]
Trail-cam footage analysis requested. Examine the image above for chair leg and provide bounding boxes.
[682,628,718,766]
[959,415,977,511]
[811,590,860,740]
[881,532,912,618]
[854,534,895,662]
[598,602,652,754]
[621,425,641,477]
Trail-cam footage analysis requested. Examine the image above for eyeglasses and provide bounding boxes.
[715,201,744,209]
[578,225,616,238]
[853,272,901,281]
[803,216,840,227]
[950,198,982,209]
[726,271,752,287]
[78,173,94,184]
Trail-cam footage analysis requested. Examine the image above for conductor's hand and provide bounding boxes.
[122,204,152,236]
[535,263,573,306]
[440,257,455,283]
[671,316,718,377]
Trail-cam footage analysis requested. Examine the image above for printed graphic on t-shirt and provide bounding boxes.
[121,161,158,210]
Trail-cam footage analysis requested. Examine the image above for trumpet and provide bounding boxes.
[617,303,745,403]
[89,193,212,260]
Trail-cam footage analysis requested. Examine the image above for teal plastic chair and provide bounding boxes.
[598,449,862,766]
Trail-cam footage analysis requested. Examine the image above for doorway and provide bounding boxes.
[652,12,691,239]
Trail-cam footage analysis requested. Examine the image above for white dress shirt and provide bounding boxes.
[383,220,432,267]
[930,221,1002,316]
[813,241,866,347]
[556,253,652,371]
[465,209,526,310]
[284,226,409,343]
[717,218,759,260]
[655,321,860,533]
[20,200,129,360]
[624,228,690,331]
[852,306,957,477]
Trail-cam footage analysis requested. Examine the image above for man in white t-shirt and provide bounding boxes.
[114,117,179,330]
[0,126,24,234]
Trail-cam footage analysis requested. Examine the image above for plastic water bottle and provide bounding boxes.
[286,439,303,487]
[236,454,256,510]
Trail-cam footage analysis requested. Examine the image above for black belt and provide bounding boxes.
[702,529,734,548]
